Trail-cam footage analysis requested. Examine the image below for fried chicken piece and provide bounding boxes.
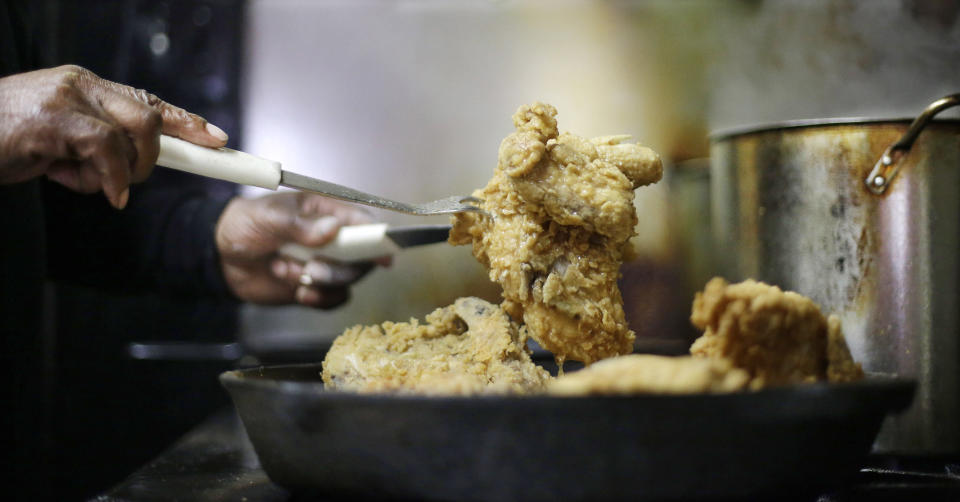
[321,297,550,395]
[689,277,864,388]
[547,354,750,396]
[450,102,662,364]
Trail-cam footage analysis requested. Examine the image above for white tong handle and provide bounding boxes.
[278,223,400,262]
[156,135,282,189]
[157,137,397,262]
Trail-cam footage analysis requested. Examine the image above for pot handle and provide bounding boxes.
[865,93,960,195]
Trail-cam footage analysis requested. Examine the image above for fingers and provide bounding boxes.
[37,65,227,207]
[53,112,137,208]
[286,215,343,248]
[78,64,228,160]
[96,93,161,183]
[295,286,349,309]
[270,256,374,309]
[270,257,375,289]
[227,193,380,256]
[7,65,227,206]
[217,192,388,309]
[113,84,228,148]
[84,133,132,209]
[216,195,356,264]
[45,160,102,194]
[255,196,346,251]
[301,260,376,287]
[272,193,378,249]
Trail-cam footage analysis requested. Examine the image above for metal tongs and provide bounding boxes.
[156,135,485,216]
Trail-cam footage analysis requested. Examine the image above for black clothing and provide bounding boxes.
[1,1,241,499]
[0,0,38,76]
[0,181,48,501]
[1,3,56,498]
[43,180,234,297]
[1,2,236,299]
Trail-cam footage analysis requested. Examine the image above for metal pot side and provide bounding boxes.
[710,119,960,453]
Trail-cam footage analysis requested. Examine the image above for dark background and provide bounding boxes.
[35,0,246,499]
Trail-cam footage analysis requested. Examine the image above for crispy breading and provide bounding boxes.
[689,277,863,388]
[548,354,750,396]
[321,297,550,395]
[321,104,865,397]
[450,102,662,364]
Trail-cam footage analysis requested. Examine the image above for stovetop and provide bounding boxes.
[820,455,960,502]
[92,409,960,502]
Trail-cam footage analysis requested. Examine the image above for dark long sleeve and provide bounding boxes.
[3,2,247,499]
[42,171,238,299]
[1,1,53,497]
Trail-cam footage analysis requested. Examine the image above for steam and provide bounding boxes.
[707,0,960,131]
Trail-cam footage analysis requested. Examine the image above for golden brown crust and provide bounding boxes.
[548,354,750,396]
[321,297,550,395]
[690,277,863,388]
[450,102,662,364]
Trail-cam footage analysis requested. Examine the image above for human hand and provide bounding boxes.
[216,192,389,309]
[0,65,228,208]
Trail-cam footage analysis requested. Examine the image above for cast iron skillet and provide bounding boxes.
[221,363,914,502]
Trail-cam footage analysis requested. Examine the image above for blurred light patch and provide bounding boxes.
[149,32,169,56]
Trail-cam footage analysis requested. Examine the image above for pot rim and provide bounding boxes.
[709,117,960,141]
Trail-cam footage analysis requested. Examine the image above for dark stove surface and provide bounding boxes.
[93,409,960,502]
[92,410,289,502]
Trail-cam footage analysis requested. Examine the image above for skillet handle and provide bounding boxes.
[864,93,960,195]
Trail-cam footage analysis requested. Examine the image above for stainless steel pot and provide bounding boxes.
[710,94,960,454]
